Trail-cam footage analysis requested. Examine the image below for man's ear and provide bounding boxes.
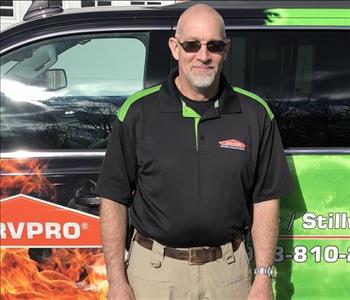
[168,37,179,61]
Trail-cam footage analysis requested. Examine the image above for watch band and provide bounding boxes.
[254,265,277,279]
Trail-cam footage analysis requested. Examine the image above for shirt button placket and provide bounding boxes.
[200,135,205,151]
[197,124,206,152]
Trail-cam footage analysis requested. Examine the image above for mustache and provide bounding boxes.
[191,64,214,66]
[191,65,215,69]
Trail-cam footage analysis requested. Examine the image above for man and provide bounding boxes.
[96,4,292,300]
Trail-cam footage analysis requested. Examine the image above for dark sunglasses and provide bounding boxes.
[175,38,228,53]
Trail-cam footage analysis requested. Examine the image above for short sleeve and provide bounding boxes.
[95,118,137,206]
[252,117,293,203]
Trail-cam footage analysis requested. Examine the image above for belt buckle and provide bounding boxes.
[188,247,206,265]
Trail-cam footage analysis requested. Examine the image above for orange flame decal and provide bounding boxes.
[0,248,108,299]
[0,159,108,298]
[0,159,56,200]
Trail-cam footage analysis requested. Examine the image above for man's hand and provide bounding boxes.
[247,276,273,300]
[108,282,135,300]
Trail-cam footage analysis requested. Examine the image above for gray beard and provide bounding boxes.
[187,71,216,89]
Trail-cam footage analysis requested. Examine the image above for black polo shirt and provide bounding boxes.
[96,70,293,247]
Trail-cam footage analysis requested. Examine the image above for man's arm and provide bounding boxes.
[100,198,135,300]
[247,198,279,300]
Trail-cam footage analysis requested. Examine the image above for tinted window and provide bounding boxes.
[81,1,112,7]
[81,0,95,7]
[0,0,13,17]
[32,0,62,6]
[224,30,350,147]
[0,33,148,150]
[0,9,13,17]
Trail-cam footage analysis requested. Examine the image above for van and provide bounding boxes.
[1,1,349,299]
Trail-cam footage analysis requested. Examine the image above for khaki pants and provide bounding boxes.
[126,237,252,300]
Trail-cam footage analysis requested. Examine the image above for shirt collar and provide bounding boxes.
[158,69,241,114]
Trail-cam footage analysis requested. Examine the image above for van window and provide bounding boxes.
[224,30,350,147]
[0,32,148,150]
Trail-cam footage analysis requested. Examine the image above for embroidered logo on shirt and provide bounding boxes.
[219,139,246,151]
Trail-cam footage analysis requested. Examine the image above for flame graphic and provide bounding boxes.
[0,158,108,298]
[0,159,56,200]
[0,248,108,300]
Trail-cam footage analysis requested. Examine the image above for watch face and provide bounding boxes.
[271,266,278,279]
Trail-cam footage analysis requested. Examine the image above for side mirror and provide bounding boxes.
[44,69,67,91]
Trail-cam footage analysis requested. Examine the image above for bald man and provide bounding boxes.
[97,4,292,300]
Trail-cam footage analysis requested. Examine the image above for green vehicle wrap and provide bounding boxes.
[265,8,350,26]
[262,9,350,297]
[269,154,350,299]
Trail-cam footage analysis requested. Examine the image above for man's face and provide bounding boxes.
[169,14,229,90]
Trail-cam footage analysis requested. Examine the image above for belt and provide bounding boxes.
[134,232,242,265]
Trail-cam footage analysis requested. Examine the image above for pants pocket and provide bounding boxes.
[128,273,173,300]
[218,276,251,300]
[126,242,173,299]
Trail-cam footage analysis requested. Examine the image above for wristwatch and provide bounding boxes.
[254,265,277,279]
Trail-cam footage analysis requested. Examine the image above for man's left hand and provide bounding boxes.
[247,276,273,300]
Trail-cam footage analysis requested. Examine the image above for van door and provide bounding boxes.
[224,28,350,299]
[0,29,171,298]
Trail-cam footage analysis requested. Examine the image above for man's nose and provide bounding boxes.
[196,44,211,62]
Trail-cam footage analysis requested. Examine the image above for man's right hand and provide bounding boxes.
[108,282,135,300]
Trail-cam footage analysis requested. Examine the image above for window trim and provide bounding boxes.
[3,25,349,55]
[3,26,348,55]
[1,148,350,159]
[1,26,171,55]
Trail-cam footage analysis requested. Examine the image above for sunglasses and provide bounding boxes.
[175,38,228,53]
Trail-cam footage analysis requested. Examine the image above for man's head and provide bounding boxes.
[169,4,230,93]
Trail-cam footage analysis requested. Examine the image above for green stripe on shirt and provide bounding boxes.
[117,84,162,122]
